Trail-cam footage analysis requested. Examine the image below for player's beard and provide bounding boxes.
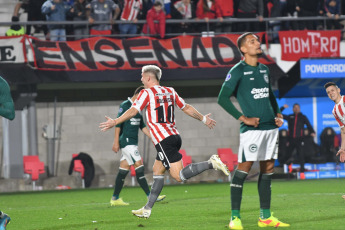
[257,50,263,58]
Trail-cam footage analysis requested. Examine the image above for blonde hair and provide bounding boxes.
[142,65,162,81]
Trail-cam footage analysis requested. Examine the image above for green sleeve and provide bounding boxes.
[115,103,128,128]
[0,77,15,120]
[217,69,243,120]
[0,102,15,120]
[139,114,146,130]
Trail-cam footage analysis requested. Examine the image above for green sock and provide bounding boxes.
[135,165,150,196]
[113,168,129,199]
[260,209,271,219]
[258,173,273,219]
[231,170,248,220]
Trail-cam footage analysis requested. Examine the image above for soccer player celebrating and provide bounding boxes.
[217,32,290,229]
[110,86,166,206]
[100,65,229,219]
[324,82,345,200]
[0,76,15,230]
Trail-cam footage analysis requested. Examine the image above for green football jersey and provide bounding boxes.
[0,76,15,120]
[115,98,146,149]
[220,60,280,133]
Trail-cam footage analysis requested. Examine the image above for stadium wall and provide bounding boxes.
[33,97,241,178]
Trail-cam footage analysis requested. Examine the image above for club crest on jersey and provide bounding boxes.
[263,74,269,83]
[249,144,258,153]
[225,74,231,81]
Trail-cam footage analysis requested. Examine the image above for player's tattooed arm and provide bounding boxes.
[182,104,216,129]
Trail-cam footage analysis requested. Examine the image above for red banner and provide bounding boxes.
[27,33,274,71]
[279,30,341,61]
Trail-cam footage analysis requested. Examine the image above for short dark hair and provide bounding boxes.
[237,32,257,56]
[293,103,300,108]
[134,86,145,96]
[153,1,162,6]
[324,82,337,89]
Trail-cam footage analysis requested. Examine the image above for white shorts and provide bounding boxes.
[120,145,142,165]
[238,129,278,163]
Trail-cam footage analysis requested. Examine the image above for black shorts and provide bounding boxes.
[155,135,183,170]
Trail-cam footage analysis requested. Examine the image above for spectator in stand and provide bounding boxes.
[118,0,143,37]
[69,0,90,40]
[14,0,48,38]
[264,0,281,43]
[279,103,316,172]
[196,0,223,32]
[170,0,196,33]
[6,14,25,36]
[88,0,120,36]
[236,0,264,32]
[280,0,298,30]
[295,0,323,30]
[216,0,233,33]
[41,0,71,41]
[324,0,342,29]
[142,1,166,38]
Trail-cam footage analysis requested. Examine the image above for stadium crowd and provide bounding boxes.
[5,0,345,41]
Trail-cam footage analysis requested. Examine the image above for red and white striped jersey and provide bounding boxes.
[332,95,345,128]
[120,0,142,21]
[132,85,186,145]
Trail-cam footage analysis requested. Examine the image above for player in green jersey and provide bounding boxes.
[110,86,165,206]
[0,76,15,230]
[218,32,290,229]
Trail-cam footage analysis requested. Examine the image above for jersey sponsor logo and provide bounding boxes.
[251,87,269,99]
[263,74,269,83]
[249,144,258,152]
[225,74,231,81]
[155,93,173,96]
[260,70,267,73]
[250,78,254,80]
[130,118,140,125]
[158,152,164,161]
[244,71,253,75]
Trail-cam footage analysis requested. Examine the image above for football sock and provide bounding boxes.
[113,168,129,199]
[135,165,150,196]
[231,170,248,220]
[258,173,273,219]
[179,162,212,181]
[145,175,164,210]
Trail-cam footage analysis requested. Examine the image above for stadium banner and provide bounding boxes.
[279,30,341,61]
[26,33,275,71]
[300,58,345,79]
[0,36,26,63]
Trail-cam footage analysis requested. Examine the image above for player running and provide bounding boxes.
[324,82,345,200]
[0,76,15,230]
[100,65,229,219]
[110,86,165,206]
[218,32,290,229]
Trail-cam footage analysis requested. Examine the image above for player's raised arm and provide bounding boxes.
[182,104,216,129]
[99,107,139,131]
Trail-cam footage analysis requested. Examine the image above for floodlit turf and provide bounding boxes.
[1,179,345,230]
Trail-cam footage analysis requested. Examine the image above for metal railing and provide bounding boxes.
[0,15,344,40]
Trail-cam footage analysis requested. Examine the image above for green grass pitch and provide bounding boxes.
[1,179,345,230]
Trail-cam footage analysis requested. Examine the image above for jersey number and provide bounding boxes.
[155,105,174,123]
